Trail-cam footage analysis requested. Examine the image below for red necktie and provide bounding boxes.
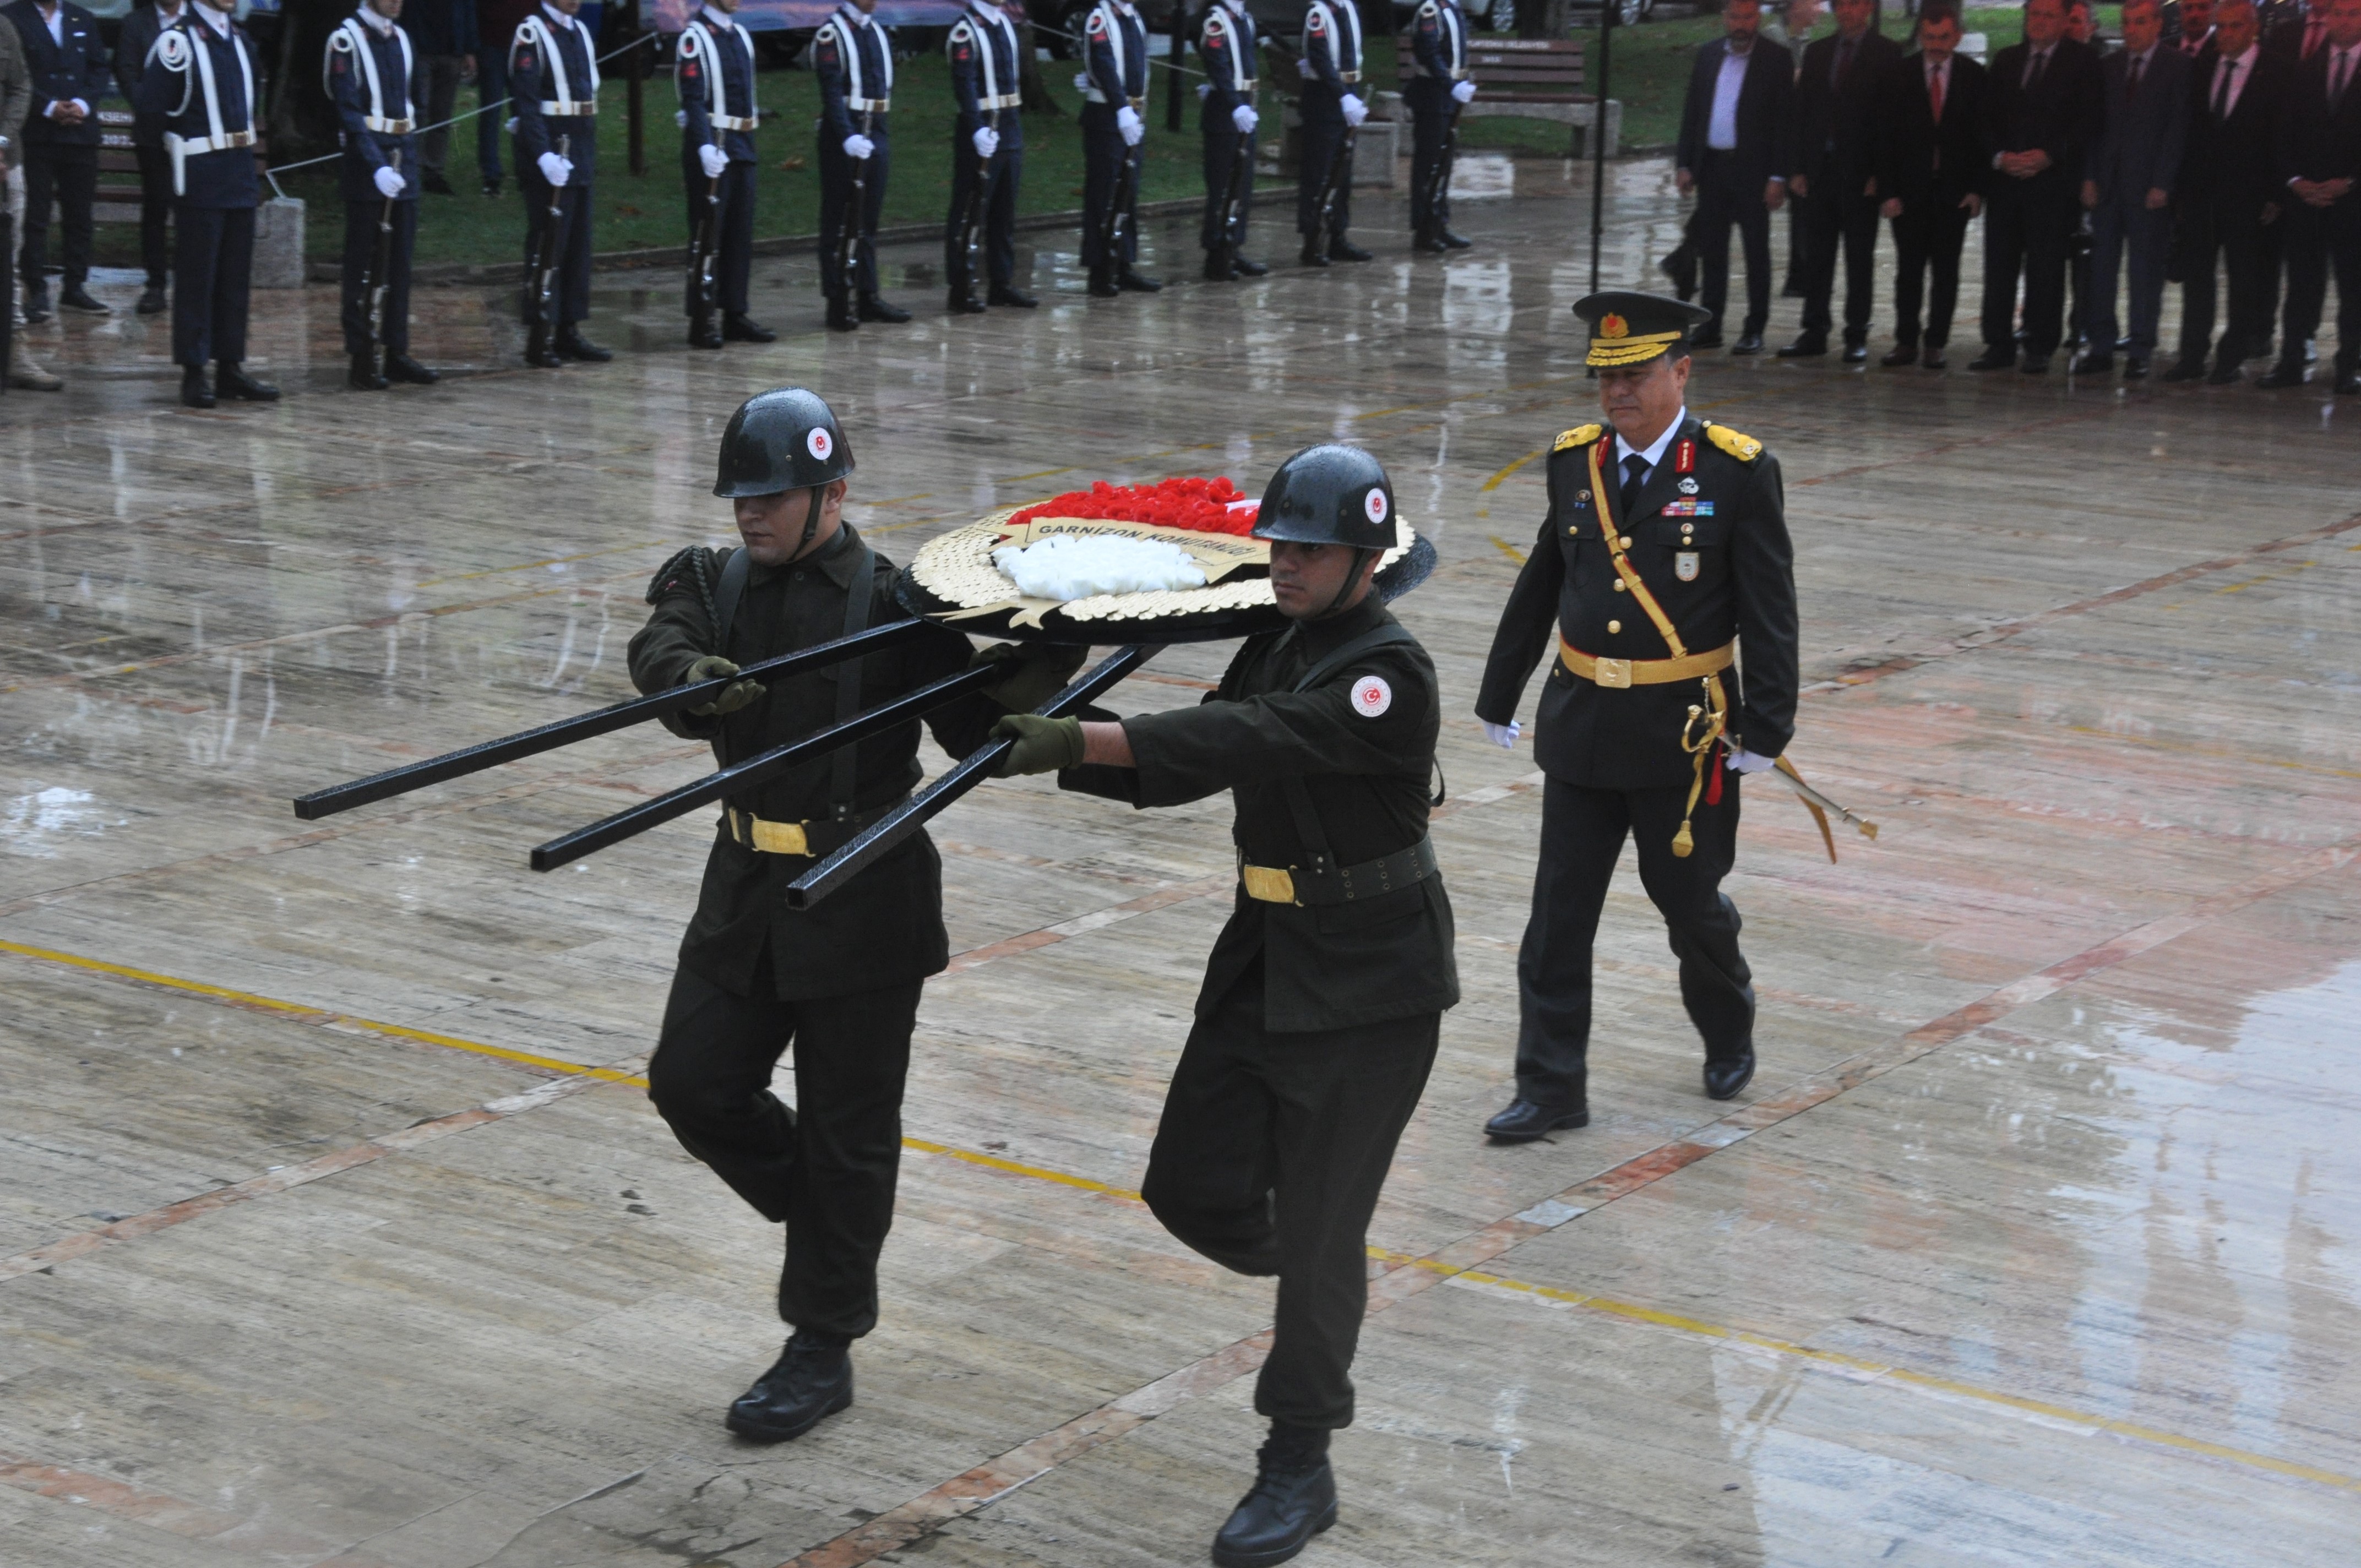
[1929,63,1944,122]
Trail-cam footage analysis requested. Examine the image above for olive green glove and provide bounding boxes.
[970,640,1090,714]
[683,655,764,717]
[992,714,1087,777]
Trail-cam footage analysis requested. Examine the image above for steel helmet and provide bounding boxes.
[1251,444,1397,551]
[712,387,856,498]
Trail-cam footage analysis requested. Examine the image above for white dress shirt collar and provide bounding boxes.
[1616,407,1689,475]
[197,3,233,38]
[541,2,577,30]
[700,4,735,28]
[359,6,395,36]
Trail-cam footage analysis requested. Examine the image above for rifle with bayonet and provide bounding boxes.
[687,174,720,323]
[525,132,572,359]
[834,108,873,315]
[361,190,397,371]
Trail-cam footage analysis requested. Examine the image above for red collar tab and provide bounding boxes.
[1674,438,1696,475]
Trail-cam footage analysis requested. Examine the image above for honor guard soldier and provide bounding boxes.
[629,388,1084,1445]
[509,0,609,367]
[1076,0,1160,297]
[327,0,439,391]
[136,0,279,410]
[1475,292,1798,1141]
[943,0,1032,312]
[1405,0,1475,252]
[812,0,907,330]
[995,445,1457,1568]
[677,0,772,349]
[1294,0,1371,267]
[1197,0,1264,279]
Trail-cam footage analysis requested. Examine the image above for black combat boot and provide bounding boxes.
[179,364,216,409]
[1231,254,1269,277]
[727,1329,855,1442]
[1087,265,1121,298]
[1435,226,1472,249]
[948,283,987,314]
[857,294,911,323]
[723,313,776,342]
[689,312,724,349]
[1327,236,1372,262]
[1484,1091,1588,1142]
[1412,225,1448,254]
[554,326,613,362]
[988,284,1037,308]
[216,363,281,401]
[1299,237,1330,268]
[385,352,439,385]
[525,325,565,367]
[1117,269,1163,292]
[1212,1422,1337,1567]
[349,351,390,391]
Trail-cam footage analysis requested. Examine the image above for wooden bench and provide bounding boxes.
[92,107,273,225]
[1390,35,1620,158]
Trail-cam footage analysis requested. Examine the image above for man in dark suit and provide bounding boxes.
[2081,0,2192,377]
[6,0,109,320]
[1783,0,1900,359]
[2167,0,2292,381]
[115,0,185,317]
[2262,0,2361,391]
[1972,0,2103,373]
[1874,3,1987,367]
[1675,0,1796,353]
[2170,0,2218,51]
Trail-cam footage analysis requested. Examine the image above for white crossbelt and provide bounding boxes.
[1411,0,1471,80]
[513,14,599,116]
[1203,8,1256,92]
[155,22,257,197]
[1306,0,1363,84]
[1080,2,1134,104]
[327,16,417,135]
[681,17,759,132]
[952,7,1022,111]
[821,9,893,113]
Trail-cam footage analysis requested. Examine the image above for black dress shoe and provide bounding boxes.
[857,295,911,323]
[988,285,1038,308]
[137,286,168,316]
[2071,351,2111,375]
[1704,1049,1755,1101]
[481,175,503,198]
[1780,273,1807,299]
[726,1332,855,1442]
[23,290,51,324]
[1212,1425,1336,1568]
[948,287,988,314]
[1087,269,1122,298]
[723,313,776,342]
[1967,349,2017,372]
[1299,240,1331,268]
[525,327,566,367]
[60,286,110,314]
[216,363,280,401]
[1776,334,1827,358]
[2205,361,2243,386]
[689,315,725,349]
[2122,355,2149,380]
[1842,340,1869,364]
[827,304,860,331]
[1231,255,1269,277]
[2255,361,2308,390]
[1483,1097,1589,1144]
[554,328,613,362]
[1437,226,1472,249]
[1328,238,1372,262]
[1729,333,1764,356]
[1412,227,1448,254]
[349,352,390,390]
[179,366,215,409]
[2020,354,2051,375]
[385,352,439,384]
[423,170,455,195]
[2159,358,2207,383]
[1689,328,1725,350]
[1881,344,1918,367]
[1922,346,1948,369]
[1117,269,1163,292]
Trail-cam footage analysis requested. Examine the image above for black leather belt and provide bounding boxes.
[1242,836,1437,907]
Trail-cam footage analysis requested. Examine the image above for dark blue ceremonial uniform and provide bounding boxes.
[135,9,262,371]
[1295,0,1362,246]
[677,5,759,321]
[7,0,108,308]
[508,3,598,329]
[1196,0,1258,266]
[1078,0,1148,284]
[1405,0,1468,239]
[327,10,423,357]
[944,0,1023,298]
[812,4,893,308]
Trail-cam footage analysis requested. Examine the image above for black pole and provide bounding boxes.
[292,618,935,820]
[785,645,1157,910]
[1588,1,1611,294]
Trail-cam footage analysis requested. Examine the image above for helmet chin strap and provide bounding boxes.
[784,483,830,564]
[1314,548,1378,620]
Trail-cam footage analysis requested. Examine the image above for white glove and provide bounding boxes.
[1482,720,1520,750]
[372,164,406,199]
[972,124,999,158]
[1074,72,1094,94]
[674,108,688,128]
[698,143,729,178]
[1726,746,1777,774]
[844,132,874,160]
[1451,79,1477,104]
[1117,104,1144,142]
[537,151,572,186]
[1231,104,1258,135]
[1341,92,1367,127]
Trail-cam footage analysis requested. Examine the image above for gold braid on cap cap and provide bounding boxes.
[1586,330,1684,368]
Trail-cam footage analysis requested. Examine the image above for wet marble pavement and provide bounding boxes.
[3,157,2359,1567]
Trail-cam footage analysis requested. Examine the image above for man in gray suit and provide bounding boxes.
[2080,0,2192,376]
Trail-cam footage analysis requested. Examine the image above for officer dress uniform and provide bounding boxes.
[1476,294,1798,1133]
[136,4,277,409]
[113,0,184,315]
[1078,0,1155,295]
[812,3,902,325]
[1197,0,1263,278]
[8,0,107,317]
[1405,0,1471,249]
[509,2,605,362]
[1295,0,1367,265]
[327,7,434,389]
[676,2,767,346]
[944,0,1027,311]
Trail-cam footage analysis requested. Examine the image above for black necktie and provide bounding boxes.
[2213,59,2235,118]
[1619,454,1650,527]
[2025,48,2047,91]
[2126,54,2142,99]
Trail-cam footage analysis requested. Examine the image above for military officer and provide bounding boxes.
[1475,291,1798,1141]
[136,0,279,410]
[995,445,1457,1568]
[812,0,907,330]
[1294,0,1370,268]
[1405,0,1475,252]
[677,0,772,349]
[944,0,1032,313]
[509,0,609,367]
[1076,0,1160,297]
[1198,0,1265,280]
[629,388,1084,1444]
[327,0,439,392]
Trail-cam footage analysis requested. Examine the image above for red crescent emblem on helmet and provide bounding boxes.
[808,428,833,460]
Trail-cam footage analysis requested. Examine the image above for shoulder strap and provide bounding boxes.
[829,545,876,818]
[713,546,751,649]
[1289,623,1417,694]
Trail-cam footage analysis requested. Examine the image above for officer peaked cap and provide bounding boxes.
[1573,291,1714,369]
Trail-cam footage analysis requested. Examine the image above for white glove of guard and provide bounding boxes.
[1116,104,1144,142]
[674,108,688,127]
[973,124,999,158]
[1451,79,1477,104]
[1726,746,1777,774]
[1482,719,1520,750]
[698,143,729,179]
[372,164,406,199]
[844,132,875,160]
[1231,103,1258,135]
[536,151,571,186]
[1340,92,1367,127]
[1074,72,1094,94]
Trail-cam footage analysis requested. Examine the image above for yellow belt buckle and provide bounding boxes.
[1593,656,1633,689]
[733,810,811,856]
[1242,864,1297,905]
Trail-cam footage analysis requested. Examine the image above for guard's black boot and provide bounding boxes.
[1328,236,1372,262]
[1484,1095,1588,1143]
[59,285,109,314]
[948,284,987,314]
[1212,1423,1337,1568]
[179,365,216,409]
[349,351,390,390]
[1231,254,1269,277]
[525,325,565,366]
[988,284,1038,308]
[726,1330,855,1442]
[857,294,911,323]
[137,285,168,316]
[723,313,776,342]
[1118,269,1163,292]
[216,362,281,401]
[1704,1047,1755,1102]
[1088,265,1122,298]
[1437,226,1472,249]
[689,313,724,349]
[1776,332,1828,359]
[385,352,439,384]
[1299,237,1330,268]
[1412,225,1448,254]
[1205,249,1234,281]
[554,327,613,362]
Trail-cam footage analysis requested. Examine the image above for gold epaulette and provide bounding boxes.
[1552,423,1604,452]
[1703,423,1764,462]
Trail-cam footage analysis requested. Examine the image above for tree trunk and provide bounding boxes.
[1519,0,1571,40]
[1019,17,1065,116]
[266,2,343,162]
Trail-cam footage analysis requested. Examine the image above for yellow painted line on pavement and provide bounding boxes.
[1480,448,1547,491]
[1489,535,1528,567]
